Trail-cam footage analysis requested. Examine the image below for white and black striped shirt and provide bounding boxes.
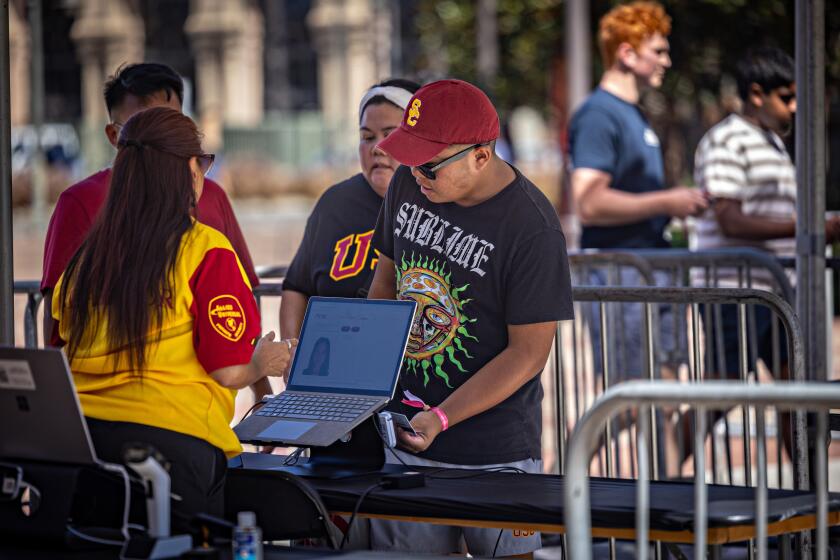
[690,114,796,287]
[691,113,797,254]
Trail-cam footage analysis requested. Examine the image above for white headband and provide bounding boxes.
[358,86,415,119]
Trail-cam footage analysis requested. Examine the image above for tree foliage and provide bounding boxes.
[413,0,840,114]
[412,0,840,189]
[413,0,563,112]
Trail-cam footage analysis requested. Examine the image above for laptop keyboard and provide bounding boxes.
[254,393,379,422]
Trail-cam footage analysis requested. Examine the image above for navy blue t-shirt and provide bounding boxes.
[569,87,669,249]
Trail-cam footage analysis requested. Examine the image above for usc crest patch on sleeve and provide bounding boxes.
[189,240,261,374]
[208,295,246,342]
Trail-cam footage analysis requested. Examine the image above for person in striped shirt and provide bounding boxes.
[693,46,840,376]
[691,47,840,459]
[693,47,840,264]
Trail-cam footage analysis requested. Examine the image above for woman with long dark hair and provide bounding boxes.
[52,106,295,529]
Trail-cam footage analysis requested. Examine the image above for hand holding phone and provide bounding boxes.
[389,412,419,437]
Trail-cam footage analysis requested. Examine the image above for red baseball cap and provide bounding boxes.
[377,79,500,167]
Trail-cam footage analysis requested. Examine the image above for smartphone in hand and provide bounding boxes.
[390,412,419,437]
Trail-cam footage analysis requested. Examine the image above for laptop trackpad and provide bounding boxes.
[258,421,316,441]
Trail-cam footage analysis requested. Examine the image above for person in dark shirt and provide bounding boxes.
[279,79,421,380]
[367,79,574,556]
[568,1,707,378]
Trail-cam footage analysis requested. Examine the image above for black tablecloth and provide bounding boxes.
[231,453,840,533]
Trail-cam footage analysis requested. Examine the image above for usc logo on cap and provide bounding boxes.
[208,295,246,342]
[406,98,422,127]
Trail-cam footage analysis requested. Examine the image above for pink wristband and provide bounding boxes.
[430,406,449,431]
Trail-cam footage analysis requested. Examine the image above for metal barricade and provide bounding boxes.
[570,248,795,392]
[555,287,807,523]
[569,251,656,287]
[777,255,838,378]
[629,248,795,304]
[776,256,840,278]
[567,253,657,404]
[638,249,795,395]
[255,265,288,279]
[564,381,835,560]
[12,267,289,349]
[253,265,287,312]
[253,281,283,308]
[12,280,41,348]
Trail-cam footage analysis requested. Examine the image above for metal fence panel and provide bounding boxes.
[564,381,836,560]
[552,284,812,558]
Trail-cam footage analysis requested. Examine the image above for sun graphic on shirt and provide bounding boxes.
[396,252,477,388]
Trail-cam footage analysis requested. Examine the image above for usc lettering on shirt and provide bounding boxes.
[283,174,384,298]
[329,229,378,281]
[53,222,260,457]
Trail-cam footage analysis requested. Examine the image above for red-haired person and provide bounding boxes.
[568,2,709,378]
[571,1,708,248]
[52,107,296,532]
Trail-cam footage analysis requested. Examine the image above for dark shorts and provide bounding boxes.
[700,304,789,379]
[85,418,228,534]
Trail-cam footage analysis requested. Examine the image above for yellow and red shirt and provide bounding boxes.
[53,222,260,457]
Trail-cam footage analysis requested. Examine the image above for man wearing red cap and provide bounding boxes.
[367,79,573,556]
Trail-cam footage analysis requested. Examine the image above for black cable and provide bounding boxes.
[386,446,413,469]
[282,447,305,465]
[491,528,504,557]
[339,481,385,550]
[237,399,266,423]
[66,525,123,547]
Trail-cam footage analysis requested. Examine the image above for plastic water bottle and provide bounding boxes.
[232,511,263,560]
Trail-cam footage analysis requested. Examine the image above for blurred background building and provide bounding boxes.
[9,0,414,204]
[7,0,840,215]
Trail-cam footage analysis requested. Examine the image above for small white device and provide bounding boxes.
[122,446,192,559]
[375,412,398,448]
[125,449,170,538]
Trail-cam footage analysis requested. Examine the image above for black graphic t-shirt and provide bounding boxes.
[373,165,574,464]
[283,174,383,298]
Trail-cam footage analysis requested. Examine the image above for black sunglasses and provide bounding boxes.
[414,143,488,181]
[776,91,796,105]
[197,153,215,175]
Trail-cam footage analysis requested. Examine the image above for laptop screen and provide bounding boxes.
[287,297,416,396]
[0,346,99,466]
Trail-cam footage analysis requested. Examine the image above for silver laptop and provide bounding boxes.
[0,346,99,466]
[234,297,416,447]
